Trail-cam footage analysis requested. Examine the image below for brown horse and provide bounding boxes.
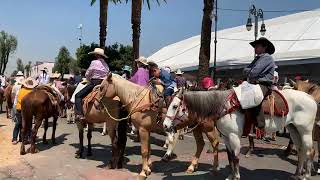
[164,89,220,174]
[4,84,13,118]
[97,73,172,177]
[0,87,5,113]
[20,86,61,155]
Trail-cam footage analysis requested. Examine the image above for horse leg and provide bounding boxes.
[245,135,255,158]
[87,123,93,156]
[226,133,241,180]
[300,133,314,179]
[284,137,295,157]
[205,130,220,173]
[317,141,320,174]
[117,119,128,168]
[42,118,49,144]
[186,128,204,174]
[101,122,107,136]
[29,118,43,154]
[20,120,27,155]
[106,122,119,169]
[75,122,84,158]
[161,132,179,162]
[51,117,58,144]
[138,128,151,177]
[287,124,304,177]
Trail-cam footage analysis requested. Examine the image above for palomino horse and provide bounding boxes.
[290,79,320,174]
[163,88,220,174]
[163,88,317,180]
[4,84,13,118]
[97,73,173,177]
[20,85,61,155]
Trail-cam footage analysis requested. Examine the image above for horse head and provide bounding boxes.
[97,72,117,101]
[163,88,187,134]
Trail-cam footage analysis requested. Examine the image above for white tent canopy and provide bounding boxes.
[148,10,320,71]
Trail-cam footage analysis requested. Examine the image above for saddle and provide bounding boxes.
[35,85,61,115]
[262,90,289,117]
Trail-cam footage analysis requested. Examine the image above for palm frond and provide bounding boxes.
[90,0,97,6]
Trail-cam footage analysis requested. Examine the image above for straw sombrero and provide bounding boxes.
[88,48,108,59]
[16,71,24,76]
[51,71,61,79]
[135,56,148,66]
[22,77,38,89]
[175,69,184,75]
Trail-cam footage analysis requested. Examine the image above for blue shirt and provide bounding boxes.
[160,68,176,89]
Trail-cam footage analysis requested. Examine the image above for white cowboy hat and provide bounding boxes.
[135,56,148,66]
[22,77,38,89]
[51,71,61,79]
[175,69,184,75]
[88,48,108,59]
[16,71,24,76]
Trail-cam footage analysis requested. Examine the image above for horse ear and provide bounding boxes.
[289,79,296,86]
[305,79,309,83]
[107,73,112,81]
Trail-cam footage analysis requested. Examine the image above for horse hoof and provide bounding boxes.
[161,153,177,162]
[289,175,304,180]
[75,154,83,159]
[20,151,26,155]
[52,140,56,145]
[43,140,48,144]
[136,175,147,180]
[101,132,107,136]
[30,148,39,154]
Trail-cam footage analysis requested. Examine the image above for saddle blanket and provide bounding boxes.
[71,83,87,103]
[233,81,264,109]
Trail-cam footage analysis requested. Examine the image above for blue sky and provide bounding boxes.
[1,0,320,74]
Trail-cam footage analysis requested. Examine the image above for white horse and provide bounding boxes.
[163,88,317,180]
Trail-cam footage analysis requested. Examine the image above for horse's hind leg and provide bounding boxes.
[29,118,43,154]
[75,122,84,158]
[317,141,320,174]
[42,118,49,144]
[287,124,304,176]
[138,128,151,177]
[300,133,314,179]
[226,133,241,180]
[51,116,58,144]
[87,123,93,156]
[205,129,220,172]
[186,127,204,174]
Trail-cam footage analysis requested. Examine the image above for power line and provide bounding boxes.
[218,7,319,13]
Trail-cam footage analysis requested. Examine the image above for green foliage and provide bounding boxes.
[124,0,167,9]
[16,58,24,72]
[11,70,18,77]
[75,43,133,72]
[54,46,72,76]
[24,61,32,77]
[0,30,17,75]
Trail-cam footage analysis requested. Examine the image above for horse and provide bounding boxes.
[62,84,76,124]
[163,88,220,173]
[290,79,320,174]
[72,83,128,169]
[97,73,176,177]
[4,84,13,118]
[20,85,61,155]
[163,88,317,180]
[0,87,5,113]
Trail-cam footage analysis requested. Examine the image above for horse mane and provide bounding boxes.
[183,90,231,119]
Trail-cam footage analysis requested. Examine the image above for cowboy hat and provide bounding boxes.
[175,69,184,75]
[22,77,38,89]
[250,37,275,55]
[16,71,24,76]
[40,67,48,72]
[88,48,108,59]
[122,65,132,73]
[51,71,61,79]
[135,56,148,66]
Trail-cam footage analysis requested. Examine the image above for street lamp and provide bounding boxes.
[246,5,266,41]
[77,24,83,47]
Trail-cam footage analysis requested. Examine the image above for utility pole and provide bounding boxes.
[213,0,218,81]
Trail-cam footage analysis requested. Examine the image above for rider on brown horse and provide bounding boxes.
[243,37,276,129]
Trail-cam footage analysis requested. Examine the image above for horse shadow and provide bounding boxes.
[36,133,70,152]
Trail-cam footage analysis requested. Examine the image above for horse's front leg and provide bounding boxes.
[245,134,255,158]
[161,132,179,162]
[186,127,204,174]
[205,129,220,173]
[42,118,49,144]
[87,123,93,156]
[51,116,58,144]
[75,122,84,158]
[138,128,151,177]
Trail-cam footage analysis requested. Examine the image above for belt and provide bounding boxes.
[250,81,272,87]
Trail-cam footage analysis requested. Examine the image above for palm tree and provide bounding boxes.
[91,0,121,49]
[198,0,214,83]
[128,0,166,72]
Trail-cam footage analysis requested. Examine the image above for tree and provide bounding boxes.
[24,61,32,77]
[128,0,166,72]
[90,0,121,49]
[16,58,24,72]
[11,70,18,77]
[54,46,72,77]
[198,0,214,83]
[75,42,133,71]
[0,31,18,74]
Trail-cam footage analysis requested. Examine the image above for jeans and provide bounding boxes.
[12,110,22,141]
[75,79,102,115]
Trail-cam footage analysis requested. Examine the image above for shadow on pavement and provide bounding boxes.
[37,133,70,152]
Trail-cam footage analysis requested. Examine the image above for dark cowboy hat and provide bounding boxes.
[250,37,275,55]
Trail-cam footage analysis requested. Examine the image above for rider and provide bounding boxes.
[121,65,132,80]
[175,69,187,89]
[75,48,109,121]
[201,77,215,91]
[148,62,176,106]
[243,37,276,129]
[129,56,149,86]
[38,67,50,85]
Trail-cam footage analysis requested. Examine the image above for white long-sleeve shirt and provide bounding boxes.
[38,73,50,85]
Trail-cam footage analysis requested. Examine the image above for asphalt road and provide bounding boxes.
[0,113,319,180]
